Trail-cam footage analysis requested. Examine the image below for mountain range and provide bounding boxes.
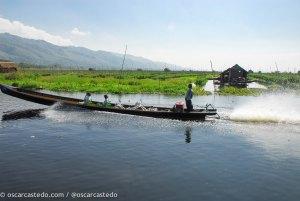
[0,33,181,70]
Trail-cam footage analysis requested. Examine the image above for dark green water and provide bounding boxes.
[0,92,299,201]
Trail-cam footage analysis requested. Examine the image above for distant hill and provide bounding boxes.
[0,33,181,70]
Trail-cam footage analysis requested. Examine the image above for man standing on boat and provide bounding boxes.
[185,83,193,112]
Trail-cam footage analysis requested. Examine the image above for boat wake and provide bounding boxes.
[229,93,300,124]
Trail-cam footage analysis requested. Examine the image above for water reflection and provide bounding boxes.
[1,109,45,121]
[185,127,192,143]
[85,122,93,130]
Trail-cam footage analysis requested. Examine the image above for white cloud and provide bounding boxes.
[167,22,175,31]
[71,27,90,36]
[0,17,73,46]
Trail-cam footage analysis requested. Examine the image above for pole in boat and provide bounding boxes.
[117,45,127,103]
[275,62,279,72]
[209,60,217,100]
[210,60,214,72]
[121,44,128,72]
[158,69,161,94]
[159,64,166,94]
[118,45,128,86]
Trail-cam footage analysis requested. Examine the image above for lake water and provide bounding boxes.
[0,91,300,201]
[203,80,268,93]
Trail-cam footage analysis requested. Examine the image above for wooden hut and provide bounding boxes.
[0,60,17,73]
[215,64,248,87]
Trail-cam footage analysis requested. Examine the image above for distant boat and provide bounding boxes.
[0,84,217,121]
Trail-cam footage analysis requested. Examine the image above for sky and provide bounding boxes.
[0,0,300,72]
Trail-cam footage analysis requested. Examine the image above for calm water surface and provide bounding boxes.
[0,92,300,201]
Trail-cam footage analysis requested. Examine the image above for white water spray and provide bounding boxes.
[230,93,300,124]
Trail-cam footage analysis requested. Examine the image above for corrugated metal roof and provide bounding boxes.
[0,61,17,68]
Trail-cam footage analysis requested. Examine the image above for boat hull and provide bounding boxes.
[0,84,217,121]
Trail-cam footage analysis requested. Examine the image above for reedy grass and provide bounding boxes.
[0,69,213,95]
[218,86,262,96]
[0,69,298,96]
[249,72,300,89]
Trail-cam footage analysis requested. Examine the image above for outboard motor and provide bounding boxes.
[173,101,185,112]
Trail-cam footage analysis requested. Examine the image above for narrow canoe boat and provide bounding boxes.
[0,84,217,121]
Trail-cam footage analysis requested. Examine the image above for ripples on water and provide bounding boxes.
[1,92,300,201]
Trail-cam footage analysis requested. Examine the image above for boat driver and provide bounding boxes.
[185,83,193,112]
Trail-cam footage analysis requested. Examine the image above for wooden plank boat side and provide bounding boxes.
[0,84,217,120]
[1,85,57,106]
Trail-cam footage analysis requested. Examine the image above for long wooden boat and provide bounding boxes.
[0,84,217,121]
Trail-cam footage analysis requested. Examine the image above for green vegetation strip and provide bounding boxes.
[0,69,299,96]
[249,72,300,89]
[0,69,215,95]
[218,86,263,96]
